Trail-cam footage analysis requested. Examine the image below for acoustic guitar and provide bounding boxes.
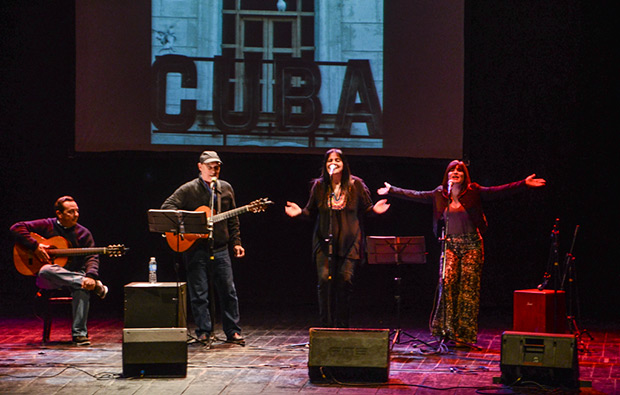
[164,197,272,252]
[13,233,127,276]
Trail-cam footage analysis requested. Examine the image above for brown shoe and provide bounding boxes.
[226,333,245,346]
[72,336,91,346]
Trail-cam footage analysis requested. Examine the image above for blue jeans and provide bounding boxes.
[36,264,90,337]
[186,248,241,338]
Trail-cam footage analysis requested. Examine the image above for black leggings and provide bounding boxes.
[315,249,357,328]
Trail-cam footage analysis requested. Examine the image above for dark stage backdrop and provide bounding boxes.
[0,1,616,324]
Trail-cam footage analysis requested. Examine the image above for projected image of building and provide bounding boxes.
[151,0,384,149]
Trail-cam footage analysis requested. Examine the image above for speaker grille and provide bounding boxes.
[308,328,390,382]
[500,331,579,388]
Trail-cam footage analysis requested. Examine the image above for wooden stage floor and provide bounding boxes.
[0,307,617,394]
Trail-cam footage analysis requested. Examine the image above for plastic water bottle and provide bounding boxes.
[148,257,157,283]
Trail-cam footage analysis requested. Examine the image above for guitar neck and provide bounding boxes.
[48,247,108,257]
[211,205,250,223]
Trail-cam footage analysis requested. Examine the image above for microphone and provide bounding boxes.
[328,164,337,176]
[537,272,550,290]
[210,177,217,190]
[447,180,453,194]
[537,278,549,291]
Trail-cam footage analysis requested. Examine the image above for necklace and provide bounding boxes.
[329,184,346,209]
[332,183,341,199]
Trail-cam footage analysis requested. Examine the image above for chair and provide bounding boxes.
[36,288,73,343]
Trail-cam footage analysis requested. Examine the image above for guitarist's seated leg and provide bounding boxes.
[37,264,85,290]
[36,264,106,343]
[36,264,107,299]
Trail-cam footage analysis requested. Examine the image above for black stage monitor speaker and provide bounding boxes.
[308,328,390,383]
[122,328,188,377]
[500,331,579,389]
[124,282,187,328]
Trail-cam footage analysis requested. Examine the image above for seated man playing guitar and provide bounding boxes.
[10,196,108,346]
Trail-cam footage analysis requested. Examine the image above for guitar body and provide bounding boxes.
[13,234,70,276]
[13,233,127,276]
[163,198,272,252]
[165,233,209,253]
[164,206,211,252]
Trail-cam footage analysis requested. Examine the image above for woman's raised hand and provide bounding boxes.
[525,174,546,188]
[284,201,302,217]
[372,199,390,214]
[376,182,391,196]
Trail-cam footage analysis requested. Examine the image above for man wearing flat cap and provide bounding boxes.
[161,150,246,347]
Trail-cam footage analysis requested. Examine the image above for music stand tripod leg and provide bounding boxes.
[390,267,422,347]
[366,236,430,349]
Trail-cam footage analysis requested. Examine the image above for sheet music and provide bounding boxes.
[366,236,426,264]
[147,209,208,234]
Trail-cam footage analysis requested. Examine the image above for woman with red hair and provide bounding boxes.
[378,160,545,345]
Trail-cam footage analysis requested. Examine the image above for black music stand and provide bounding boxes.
[148,209,208,237]
[367,236,427,348]
[148,209,209,265]
[147,209,209,282]
[147,209,209,339]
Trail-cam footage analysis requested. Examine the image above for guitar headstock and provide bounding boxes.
[106,244,128,257]
[248,198,273,213]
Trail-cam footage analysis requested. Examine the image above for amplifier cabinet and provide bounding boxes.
[124,282,187,328]
[308,327,390,383]
[122,328,187,377]
[500,331,579,389]
[513,289,566,333]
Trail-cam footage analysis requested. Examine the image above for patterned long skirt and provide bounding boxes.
[431,232,484,344]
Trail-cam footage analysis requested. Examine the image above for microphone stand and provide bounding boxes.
[561,225,592,351]
[174,212,185,332]
[548,219,561,333]
[538,218,559,291]
[206,180,217,340]
[431,186,450,354]
[208,180,216,260]
[326,176,335,328]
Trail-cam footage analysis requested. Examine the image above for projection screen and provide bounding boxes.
[75,0,463,158]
